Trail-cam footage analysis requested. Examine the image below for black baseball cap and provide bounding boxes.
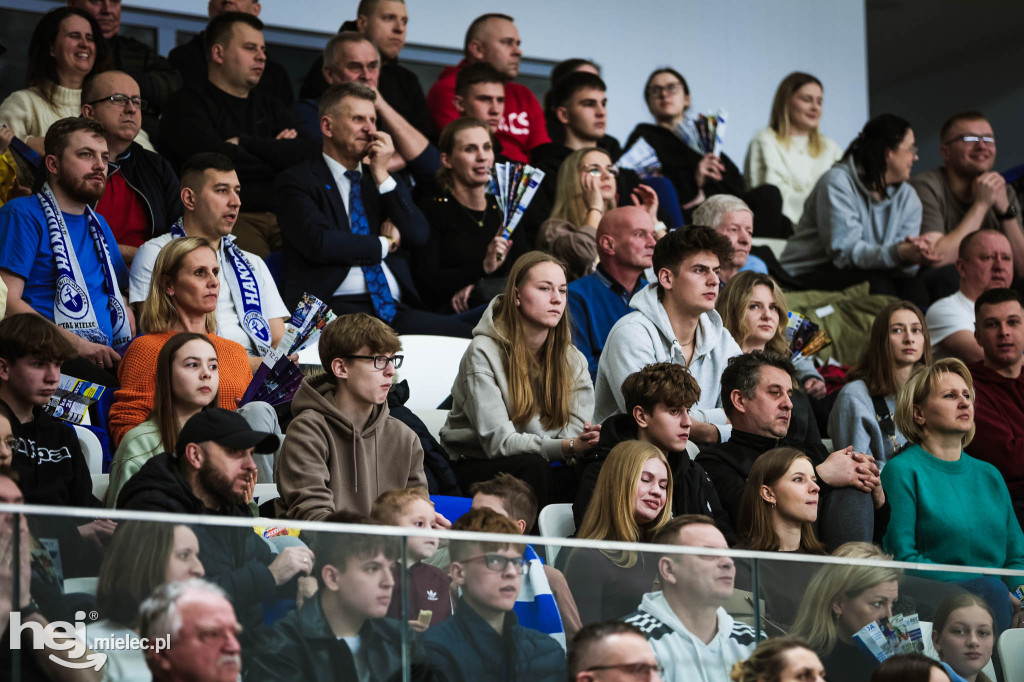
[175,407,279,456]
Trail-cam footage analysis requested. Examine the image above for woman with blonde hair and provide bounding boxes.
[414,117,524,314]
[539,147,659,281]
[730,637,825,682]
[882,357,1024,632]
[563,440,671,623]
[89,521,205,681]
[830,301,931,465]
[107,237,255,448]
[788,542,902,682]
[744,72,843,224]
[717,271,826,439]
[441,250,599,506]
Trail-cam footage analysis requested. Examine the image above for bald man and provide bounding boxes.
[81,70,182,264]
[568,206,658,380]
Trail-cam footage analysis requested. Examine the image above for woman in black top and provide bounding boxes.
[414,118,526,314]
[626,68,790,237]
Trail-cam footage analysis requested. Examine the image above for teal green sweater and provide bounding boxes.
[881,444,1024,584]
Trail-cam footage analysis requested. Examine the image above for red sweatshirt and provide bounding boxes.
[967,360,1024,498]
[426,60,549,163]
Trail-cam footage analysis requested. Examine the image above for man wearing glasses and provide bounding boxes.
[568,621,663,682]
[910,111,1024,297]
[624,515,756,682]
[81,70,182,266]
[423,508,566,682]
[276,312,427,519]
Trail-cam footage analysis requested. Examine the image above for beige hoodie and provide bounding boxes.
[441,296,594,462]
[275,374,426,520]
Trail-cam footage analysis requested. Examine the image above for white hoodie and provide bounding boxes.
[593,283,742,440]
[624,591,758,682]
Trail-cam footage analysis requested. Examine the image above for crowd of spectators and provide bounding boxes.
[1,1,1023,681]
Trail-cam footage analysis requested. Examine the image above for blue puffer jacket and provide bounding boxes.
[422,598,566,682]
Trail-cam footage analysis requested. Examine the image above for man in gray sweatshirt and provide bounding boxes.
[594,226,740,442]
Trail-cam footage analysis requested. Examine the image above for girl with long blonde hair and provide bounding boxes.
[563,440,671,624]
[441,251,599,507]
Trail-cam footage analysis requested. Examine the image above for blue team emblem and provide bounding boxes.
[243,311,271,344]
[56,275,88,319]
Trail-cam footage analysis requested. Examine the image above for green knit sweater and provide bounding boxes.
[881,444,1024,585]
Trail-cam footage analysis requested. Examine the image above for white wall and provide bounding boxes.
[127,0,869,167]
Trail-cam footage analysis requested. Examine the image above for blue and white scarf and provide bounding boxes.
[514,544,566,650]
[170,219,273,355]
[39,183,131,351]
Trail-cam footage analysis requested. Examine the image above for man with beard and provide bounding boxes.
[0,117,134,377]
[911,111,1024,299]
[117,408,315,630]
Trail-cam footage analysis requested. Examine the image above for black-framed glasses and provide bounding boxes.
[1,436,17,450]
[948,135,996,146]
[583,164,619,177]
[342,354,404,370]
[86,94,147,110]
[461,553,528,574]
[646,82,682,98]
[585,663,664,679]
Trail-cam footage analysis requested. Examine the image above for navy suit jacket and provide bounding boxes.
[275,155,429,308]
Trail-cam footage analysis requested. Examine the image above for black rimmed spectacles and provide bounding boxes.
[585,663,664,679]
[460,553,529,574]
[342,354,404,370]
[86,94,147,110]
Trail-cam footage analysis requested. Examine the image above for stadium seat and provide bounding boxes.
[537,503,575,565]
[751,237,787,261]
[413,408,448,443]
[998,627,1024,682]
[397,335,471,410]
[91,474,108,505]
[72,424,104,475]
[431,495,472,524]
[253,483,280,505]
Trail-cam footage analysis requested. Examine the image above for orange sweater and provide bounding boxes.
[108,332,254,446]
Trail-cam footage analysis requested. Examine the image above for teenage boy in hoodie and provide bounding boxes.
[276,313,427,520]
[624,515,757,682]
[422,508,566,682]
[0,313,113,572]
[594,226,741,442]
[574,362,734,543]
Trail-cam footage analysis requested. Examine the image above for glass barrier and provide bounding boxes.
[1,503,1021,682]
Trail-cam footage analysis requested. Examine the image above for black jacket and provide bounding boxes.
[116,452,280,628]
[421,598,566,682]
[108,34,182,137]
[168,31,294,104]
[245,595,440,682]
[387,380,461,495]
[159,81,317,212]
[573,414,737,544]
[275,155,428,308]
[104,141,182,237]
[696,429,832,532]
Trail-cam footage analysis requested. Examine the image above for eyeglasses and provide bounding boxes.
[583,164,619,177]
[898,144,919,156]
[585,663,665,679]
[647,82,682,98]
[461,553,529,574]
[947,135,996,147]
[342,354,404,370]
[86,94,147,110]
[1,436,17,451]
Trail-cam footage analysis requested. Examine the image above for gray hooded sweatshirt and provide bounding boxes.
[780,155,923,276]
[593,283,741,440]
[441,296,594,462]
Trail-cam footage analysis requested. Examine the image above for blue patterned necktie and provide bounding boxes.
[345,169,396,322]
